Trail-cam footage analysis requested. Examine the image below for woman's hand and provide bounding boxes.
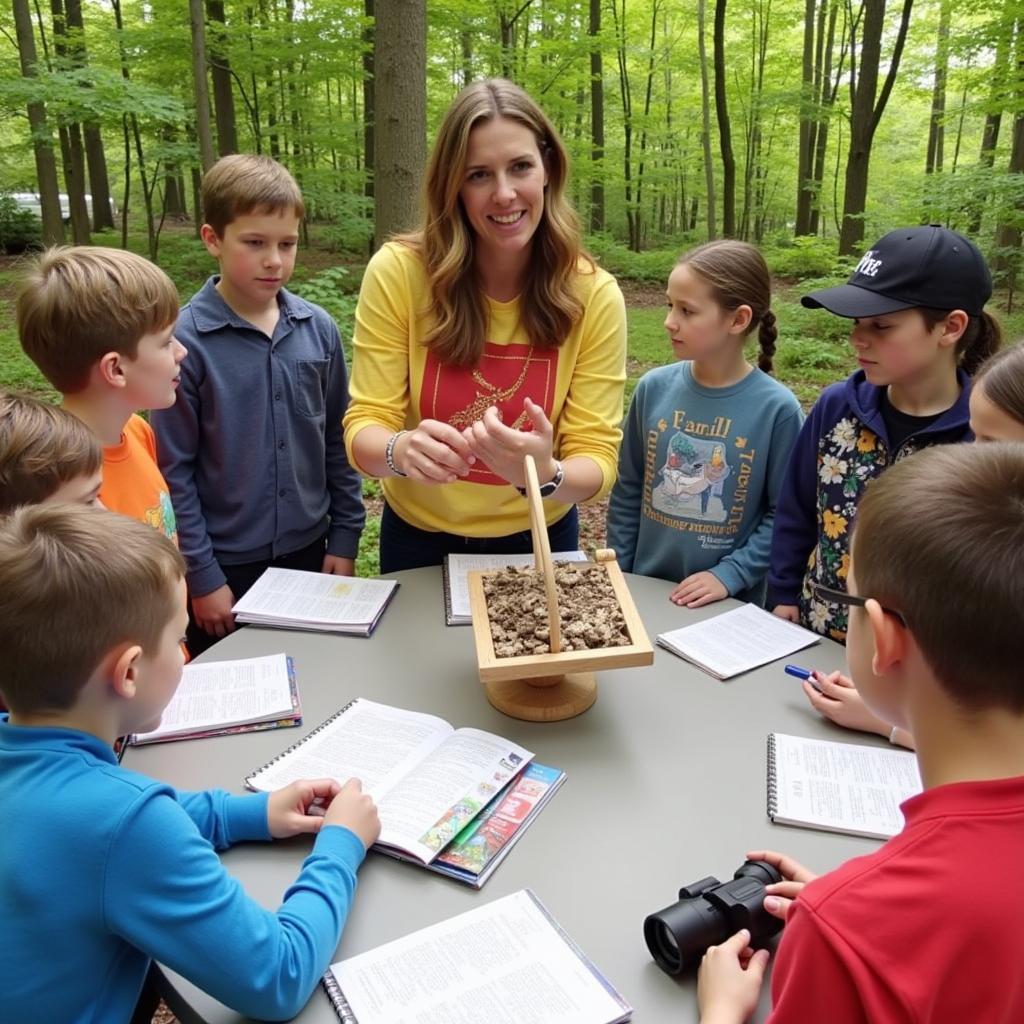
[462,398,556,489]
[393,420,477,484]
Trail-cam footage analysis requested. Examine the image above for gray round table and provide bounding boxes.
[124,567,885,1023]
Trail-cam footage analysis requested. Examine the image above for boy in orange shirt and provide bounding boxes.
[15,246,186,538]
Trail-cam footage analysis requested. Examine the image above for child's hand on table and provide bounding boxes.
[324,778,381,850]
[267,779,341,838]
[670,571,728,608]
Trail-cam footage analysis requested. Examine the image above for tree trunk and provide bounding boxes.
[810,0,840,236]
[713,0,735,236]
[925,0,950,175]
[207,0,238,156]
[612,0,638,251]
[968,1,1012,236]
[795,0,817,235]
[190,0,217,171]
[13,0,64,243]
[589,0,605,233]
[995,17,1024,284]
[50,0,91,243]
[63,0,114,231]
[838,0,914,256]
[698,0,716,239]
[363,0,375,231]
[373,0,426,248]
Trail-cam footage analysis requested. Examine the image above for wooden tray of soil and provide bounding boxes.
[468,455,653,721]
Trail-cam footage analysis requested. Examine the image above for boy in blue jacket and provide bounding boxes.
[768,225,1000,641]
[0,504,379,1023]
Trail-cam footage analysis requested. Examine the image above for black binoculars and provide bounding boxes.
[643,859,783,975]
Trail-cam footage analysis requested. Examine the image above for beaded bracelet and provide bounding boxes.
[385,430,409,477]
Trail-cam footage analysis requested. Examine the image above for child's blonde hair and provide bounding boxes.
[0,391,102,513]
[202,154,305,237]
[16,246,180,395]
[973,340,1024,426]
[0,503,185,713]
[676,240,778,373]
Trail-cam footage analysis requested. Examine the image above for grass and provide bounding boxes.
[5,223,1023,580]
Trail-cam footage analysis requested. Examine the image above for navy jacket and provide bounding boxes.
[767,368,972,641]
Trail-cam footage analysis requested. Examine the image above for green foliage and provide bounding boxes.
[0,196,42,255]
[291,265,358,350]
[763,236,851,281]
[588,236,680,283]
[355,510,381,578]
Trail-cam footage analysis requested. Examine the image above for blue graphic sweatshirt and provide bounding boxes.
[0,722,366,1023]
[607,362,804,604]
[767,368,972,641]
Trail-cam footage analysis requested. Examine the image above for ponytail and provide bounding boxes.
[920,306,1003,377]
[757,309,777,374]
[959,311,1003,377]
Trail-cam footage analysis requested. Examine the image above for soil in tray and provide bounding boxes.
[483,562,631,657]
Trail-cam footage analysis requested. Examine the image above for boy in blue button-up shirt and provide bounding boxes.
[152,155,365,654]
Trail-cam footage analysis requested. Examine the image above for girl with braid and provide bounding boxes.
[607,240,803,608]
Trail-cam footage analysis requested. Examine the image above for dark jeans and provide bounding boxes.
[186,533,328,656]
[379,501,579,574]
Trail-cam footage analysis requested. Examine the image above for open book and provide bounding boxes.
[767,733,923,839]
[130,654,300,746]
[322,889,632,1024]
[378,761,566,888]
[246,699,535,866]
[657,602,820,679]
[442,551,587,624]
[231,568,399,636]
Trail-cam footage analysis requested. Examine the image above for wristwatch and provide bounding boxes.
[517,461,564,498]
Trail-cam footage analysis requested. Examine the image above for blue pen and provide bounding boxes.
[785,664,823,693]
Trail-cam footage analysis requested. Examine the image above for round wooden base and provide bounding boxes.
[483,672,597,722]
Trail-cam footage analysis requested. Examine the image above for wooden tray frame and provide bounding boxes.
[468,455,653,721]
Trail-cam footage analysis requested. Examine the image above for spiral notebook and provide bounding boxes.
[767,733,922,839]
[245,698,534,866]
[322,889,633,1024]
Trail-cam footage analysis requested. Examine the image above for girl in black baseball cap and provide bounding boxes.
[768,225,1003,643]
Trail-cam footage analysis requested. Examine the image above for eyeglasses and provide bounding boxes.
[810,581,907,627]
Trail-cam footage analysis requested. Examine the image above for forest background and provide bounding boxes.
[3,0,1024,579]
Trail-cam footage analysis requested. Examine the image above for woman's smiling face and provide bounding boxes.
[458,116,548,269]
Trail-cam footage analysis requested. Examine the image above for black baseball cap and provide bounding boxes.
[801,225,992,318]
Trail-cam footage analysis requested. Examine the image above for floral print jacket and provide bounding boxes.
[767,369,972,642]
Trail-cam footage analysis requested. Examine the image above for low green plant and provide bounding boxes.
[0,195,43,255]
[291,265,359,350]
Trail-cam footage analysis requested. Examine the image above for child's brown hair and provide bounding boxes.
[201,154,305,237]
[0,503,185,713]
[919,307,1002,376]
[0,391,102,513]
[853,442,1024,712]
[677,240,778,373]
[16,247,180,394]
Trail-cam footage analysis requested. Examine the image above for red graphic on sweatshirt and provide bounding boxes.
[421,342,557,484]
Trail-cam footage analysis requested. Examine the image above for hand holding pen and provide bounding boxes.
[785,665,914,748]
